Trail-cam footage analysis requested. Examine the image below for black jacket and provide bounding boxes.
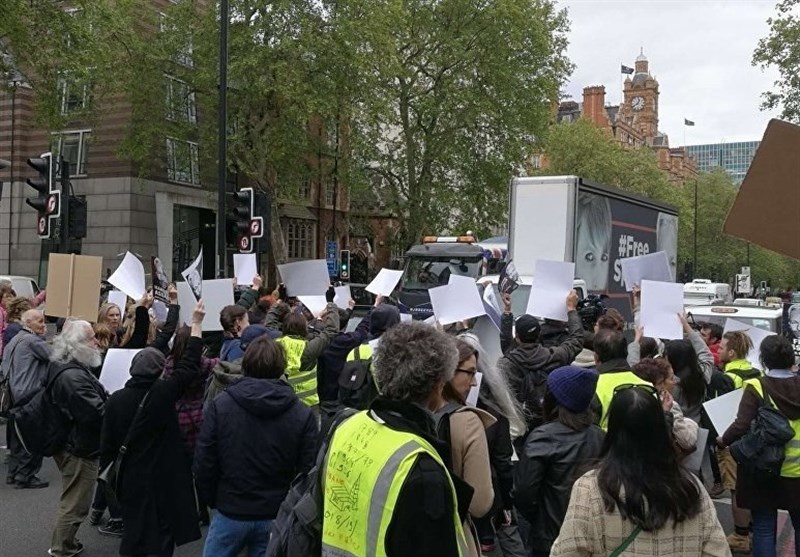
[368,398,467,557]
[514,421,604,553]
[193,376,319,520]
[49,361,107,459]
[316,310,371,402]
[103,337,204,555]
[498,310,583,430]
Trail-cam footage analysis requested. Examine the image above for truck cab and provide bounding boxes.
[397,235,507,319]
[687,299,784,333]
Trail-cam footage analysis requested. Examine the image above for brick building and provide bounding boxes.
[555,51,697,184]
[0,2,349,287]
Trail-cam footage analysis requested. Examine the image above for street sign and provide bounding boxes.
[238,235,252,252]
[741,266,751,277]
[326,240,338,276]
[736,274,751,295]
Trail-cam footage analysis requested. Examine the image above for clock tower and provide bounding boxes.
[620,49,660,142]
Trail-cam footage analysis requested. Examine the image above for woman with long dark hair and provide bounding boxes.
[551,386,728,556]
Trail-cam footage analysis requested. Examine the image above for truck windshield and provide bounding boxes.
[688,314,779,333]
[401,257,482,290]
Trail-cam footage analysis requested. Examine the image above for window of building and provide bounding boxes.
[166,138,200,185]
[530,154,543,169]
[284,220,316,260]
[52,130,91,176]
[165,75,196,123]
[325,178,336,207]
[159,13,194,67]
[298,179,311,200]
[58,76,90,114]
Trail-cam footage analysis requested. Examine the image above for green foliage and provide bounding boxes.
[753,0,800,123]
[539,119,800,285]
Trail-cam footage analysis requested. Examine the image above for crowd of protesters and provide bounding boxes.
[2,272,800,557]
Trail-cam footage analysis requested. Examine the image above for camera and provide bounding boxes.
[577,294,608,331]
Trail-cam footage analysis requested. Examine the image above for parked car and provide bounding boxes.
[0,275,41,300]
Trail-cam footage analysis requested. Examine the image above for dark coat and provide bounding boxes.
[49,361,107,459]
[193,377,318,519]
[316,310,371,402]
[514,420,605,554]
[498,310,584,430]
[722,374,800,511]
[101,337,204,554]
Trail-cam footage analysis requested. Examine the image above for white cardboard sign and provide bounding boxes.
[429,275,486,326]
[333,286,353,310]
[527,260,575,321]
[298,296,328,318]
[233,254,258,286]
[107,290,128,312]
[640,280,684,340]
[703,389,744,436]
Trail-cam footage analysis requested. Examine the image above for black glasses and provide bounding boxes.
[613,383,659,400]
[456,368,478,377]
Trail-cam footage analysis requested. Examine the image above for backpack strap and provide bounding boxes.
[610,525,642,557]
[354,345,361,361]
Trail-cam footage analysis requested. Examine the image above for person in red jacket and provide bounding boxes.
[700,322,723,368]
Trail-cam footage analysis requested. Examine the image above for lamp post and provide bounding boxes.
[217,0,229,278]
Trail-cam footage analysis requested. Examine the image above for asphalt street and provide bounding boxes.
[1,421,796,557]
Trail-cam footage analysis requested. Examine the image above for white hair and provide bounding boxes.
[21,309,43,329]
[51,319,102,368]
[458,332,527,438]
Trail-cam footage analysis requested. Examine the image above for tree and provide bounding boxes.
[753,0,800,123]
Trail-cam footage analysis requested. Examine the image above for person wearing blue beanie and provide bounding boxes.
[514,366,604,556]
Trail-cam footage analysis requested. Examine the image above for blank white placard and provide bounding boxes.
[333,286,352,309]
[365,269,404,297]
[177,279,234,331]
[277,260,331,297]
[108,252,147,301]
[620,251,672,292]
[640,280,684,340]
[100,349,142,394]
[703,389,744,436]
[233,254,258,286]
[429,275,485,326]
[107,290,128,312]
[298,296,328,318]
[527,260,575,321]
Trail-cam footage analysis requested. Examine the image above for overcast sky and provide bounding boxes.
[558,0,782,145]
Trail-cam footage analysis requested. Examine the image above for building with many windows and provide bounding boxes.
[685,141,760,185]
[0,2,349,285]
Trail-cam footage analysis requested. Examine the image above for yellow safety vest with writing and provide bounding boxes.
[724,359,762,391]
[321,411,468,557]
[749,380,800,478]
[276,336,319,407]
[595,371,653,431]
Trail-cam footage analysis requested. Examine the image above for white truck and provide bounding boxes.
[683,279,732,307]
[508,176,678,328]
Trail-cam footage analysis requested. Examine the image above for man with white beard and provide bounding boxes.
[47,319,108,557]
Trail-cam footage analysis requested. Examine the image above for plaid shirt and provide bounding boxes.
[161,354,219,454]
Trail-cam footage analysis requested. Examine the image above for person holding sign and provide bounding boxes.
[719,336,800,557]
[497,290,583,435]
[101,300,206,557]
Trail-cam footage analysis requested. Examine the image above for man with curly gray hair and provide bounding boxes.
[321,322,470,557]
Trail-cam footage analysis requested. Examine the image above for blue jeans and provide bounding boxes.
[202,511,272,557]
[751,508,800,557]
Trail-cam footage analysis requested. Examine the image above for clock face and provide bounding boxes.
[632,96,645,111]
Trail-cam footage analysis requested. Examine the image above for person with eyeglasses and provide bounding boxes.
[550,385,729,556]
[589,329,653,431]
[437,338,497,557]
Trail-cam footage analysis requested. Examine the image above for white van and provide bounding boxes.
[683,279,731,308]
[0,275,41,300]
[687,299,783,333]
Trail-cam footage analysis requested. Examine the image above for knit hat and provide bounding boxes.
[515,314,541,343]
[369,304,401,338]
[240,324,281,350]
[546,366,599,413]
[130,347,167,378]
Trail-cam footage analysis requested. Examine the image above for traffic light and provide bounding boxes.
[67,196,88,239]
[233,187,264,253]
[26,152,60,239]
[340,249,351,280]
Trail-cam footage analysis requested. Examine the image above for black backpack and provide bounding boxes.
[10,364,73,457]
[337,346,379,410]
[730,384,795,480]
[706,367,735,400]
[266,408,358,557]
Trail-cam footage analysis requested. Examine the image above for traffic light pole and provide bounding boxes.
[60,160,71,254]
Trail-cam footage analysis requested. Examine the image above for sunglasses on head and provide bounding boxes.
[613,383,659,400]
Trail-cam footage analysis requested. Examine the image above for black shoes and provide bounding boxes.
[15,476,49,489]
[98,519,124,537]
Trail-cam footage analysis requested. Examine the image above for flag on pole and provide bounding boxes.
[684,118,695,126]
[621,65,634,75]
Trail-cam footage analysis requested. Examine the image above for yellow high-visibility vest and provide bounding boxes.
[321,411,468,557]
[748,380,800,478]
[724,359,762,390]
[595,371,653,431]
[276,336,318,407]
